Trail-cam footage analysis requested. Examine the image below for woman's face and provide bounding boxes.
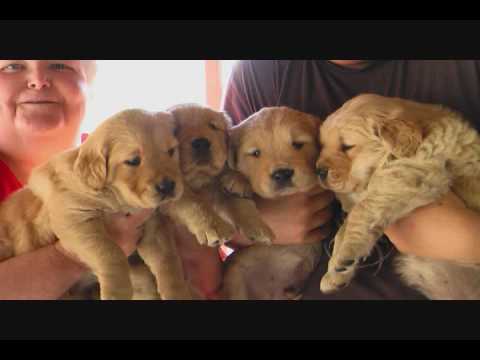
[0,60,88,143]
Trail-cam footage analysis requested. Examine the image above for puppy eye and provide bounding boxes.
[209,123,220,131]
[124,156,141,167]
[292,142,304,150]
[249,149,261,158]
[341,144,355,153]
[168,147,176,157]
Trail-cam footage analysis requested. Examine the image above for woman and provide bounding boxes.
[0,60,151,300]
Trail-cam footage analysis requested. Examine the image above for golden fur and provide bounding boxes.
[62,104,273,300]
[73,104,277,300]
[0,109,193,300]
[156,104,275,299]
[316,94,480,299]
[221,107,324,300]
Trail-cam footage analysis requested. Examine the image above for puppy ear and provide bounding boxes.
[167,111,179,137]
[299,112,322,130]
[166,108,180,137]
[374,115,423,158]
[220,111,233,130]
[74,136,110,190]
[227,124,242,170]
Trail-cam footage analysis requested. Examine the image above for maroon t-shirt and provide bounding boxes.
[222,60,480,300]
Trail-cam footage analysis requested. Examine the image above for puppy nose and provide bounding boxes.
[155,178,176,197]
[271,168,294,183]
[192,138,211,152]
[315,167,329,181]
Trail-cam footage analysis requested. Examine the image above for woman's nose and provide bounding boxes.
[27,70,51,90]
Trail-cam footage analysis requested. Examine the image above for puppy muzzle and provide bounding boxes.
[191,137,212,163]
[155,178,176,200]
[271,168,294,188]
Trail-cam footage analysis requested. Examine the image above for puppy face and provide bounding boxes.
[74,109,184,209]
[316,94,423,193]
[229,107,320,199]
[170,104,231,189]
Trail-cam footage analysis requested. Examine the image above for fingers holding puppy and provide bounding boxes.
[104,209,155,257]
[254,189,336,246]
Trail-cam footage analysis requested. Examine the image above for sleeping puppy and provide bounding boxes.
[0,109,189,300]
[316,94,480,299]
[220,107,325,300]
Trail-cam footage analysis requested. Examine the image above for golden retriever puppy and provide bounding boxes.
[165,103,274,249]
[63,104,274,301]
[160,104,236,248]
[0,109,189,300]
[154,104,275,300]
[316,94,480,299]
[220,107,325,300]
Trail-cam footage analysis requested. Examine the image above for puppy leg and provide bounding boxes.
[51,206,132,300]
[221,170,254,199]
[220,170,274,244]
[319,224,352,292]
[167,187,235,247]
[128,257,162,300]
[223,195,274,245]
[395,254,480,300]
[453,176,480,212]
[321,159,452,293]
[137,214,193,300]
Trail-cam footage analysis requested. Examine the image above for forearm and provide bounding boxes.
[0,245,87,300]
[174,226,223,299]
[385,201,480,263]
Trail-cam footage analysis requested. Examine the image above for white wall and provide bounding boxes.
[79,60,238,144]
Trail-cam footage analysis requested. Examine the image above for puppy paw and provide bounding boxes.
[194,215,236,247]
[319,269,354,294]
[320,234,374,294]
[319,244,368,294]
[238,218,275,245]
[160,286,194,300]
[221,171,253,199]
[100,284,133,300]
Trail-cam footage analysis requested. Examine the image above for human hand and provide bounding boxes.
[55,209,154,266]
[251,186,336,245]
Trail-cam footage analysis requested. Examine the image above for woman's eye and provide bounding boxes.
[49,63,73,71]
[168,147,176,157]
[292,142,304,150]
[341,144,355,153]
[124,156,141,167]
[1,63,24,73]
[249,149,261,158]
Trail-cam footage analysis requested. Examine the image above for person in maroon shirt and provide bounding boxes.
[217,60,480,299]
[0,60,153,300]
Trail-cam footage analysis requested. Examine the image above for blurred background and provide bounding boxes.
[80,60,238,143]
